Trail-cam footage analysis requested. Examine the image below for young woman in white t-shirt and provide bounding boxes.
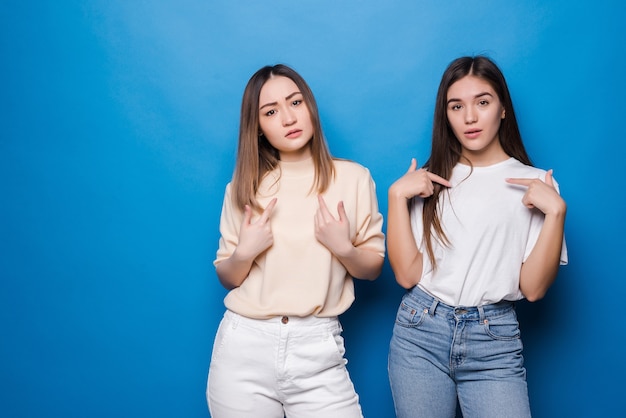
[387,56,568,418]
[206,64,385,417]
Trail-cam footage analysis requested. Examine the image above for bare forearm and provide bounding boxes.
[334,246,384,280]
[215,250,255,290]
[387,192,423,289]
[384,161,449,288]
[519,212,566,301]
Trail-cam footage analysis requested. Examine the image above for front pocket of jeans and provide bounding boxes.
[395,301,428,328]
[210,318,234,362]
[289,328,346,377]
[483,313,521,341]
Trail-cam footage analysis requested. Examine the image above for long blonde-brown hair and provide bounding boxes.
[231,64,335,211]
[423,56,532,269]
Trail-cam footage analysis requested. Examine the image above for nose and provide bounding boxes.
[282,107,296,126]
[464,107,477,124]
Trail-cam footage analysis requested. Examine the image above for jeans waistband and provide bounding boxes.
[407,286,515,322]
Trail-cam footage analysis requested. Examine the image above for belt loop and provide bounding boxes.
[477,305,486,324]
[428,298,439,316]
[229,311,240,330]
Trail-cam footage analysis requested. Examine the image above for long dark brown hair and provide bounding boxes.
[231,64,335,211]
[422,56,532,268]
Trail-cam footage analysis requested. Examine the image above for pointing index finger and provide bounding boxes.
[506,178,537,187]
[259,198,277,222]
[427,172,452,188]
[505,177,533,187]
[317,195,334,222]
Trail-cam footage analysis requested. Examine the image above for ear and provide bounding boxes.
[501,108,506,119]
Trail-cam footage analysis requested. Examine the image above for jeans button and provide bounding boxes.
[281,316,289,324]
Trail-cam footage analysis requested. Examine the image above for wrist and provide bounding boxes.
[545,201,567,218]
[333,241,355,259]
[388,185,410,201]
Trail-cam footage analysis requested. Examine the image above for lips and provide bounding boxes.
[285,129,302,139]
[464,129,482,139]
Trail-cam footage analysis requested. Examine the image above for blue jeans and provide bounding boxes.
[388,286,531,418]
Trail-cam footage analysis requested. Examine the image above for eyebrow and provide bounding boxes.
[259,91,302,110]
[447,92,494,105]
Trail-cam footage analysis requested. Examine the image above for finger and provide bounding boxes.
[242,204,252,226]
[505,177,533,187]
[407,158,417,173]
[259,198,277,223]
[427,172,452,188]
[544,169,555,188]
[521,194,535,209]
[336,201,347,222]
[317,195,332,221]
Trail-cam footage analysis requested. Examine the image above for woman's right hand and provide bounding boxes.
[234,197,277,260]
[216,197,277,290]
[386,158,450,289]
[388,158,451,200]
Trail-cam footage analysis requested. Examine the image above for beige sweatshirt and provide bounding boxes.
[214,157,385,319]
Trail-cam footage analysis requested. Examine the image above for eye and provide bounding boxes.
[264,109,276,117]
[450,104,462,111]
[292,99,302,106]
[478,99,489,106]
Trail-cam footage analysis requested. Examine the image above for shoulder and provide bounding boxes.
[503,158,546,178]
[220,182,235,208]
[332,158,373,178]
[506,159,564,190]
[223,181,235,199]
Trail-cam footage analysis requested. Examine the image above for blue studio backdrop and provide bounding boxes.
[2,1,625,417]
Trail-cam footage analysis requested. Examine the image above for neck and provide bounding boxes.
[461,141,508,167]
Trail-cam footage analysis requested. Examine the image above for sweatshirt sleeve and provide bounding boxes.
[353,168,385,258]
[214,183,242,266]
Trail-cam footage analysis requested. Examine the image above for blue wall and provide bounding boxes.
[2,1,624,417]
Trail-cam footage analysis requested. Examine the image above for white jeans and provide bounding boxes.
[207,310,363,418]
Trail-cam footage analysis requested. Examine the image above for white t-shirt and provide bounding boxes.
[410,158,568,306]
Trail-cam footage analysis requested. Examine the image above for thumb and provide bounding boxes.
[544,169,555,188]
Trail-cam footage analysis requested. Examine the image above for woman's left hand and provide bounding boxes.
[314,195,352,257]
[506,169,567,216]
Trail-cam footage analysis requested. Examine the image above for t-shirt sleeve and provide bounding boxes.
[214,183,242,266]
[523,175,568,265]
[352,169,385,258]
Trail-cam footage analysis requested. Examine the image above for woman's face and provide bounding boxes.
[446,75,507,165]
[258,76,314,162]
